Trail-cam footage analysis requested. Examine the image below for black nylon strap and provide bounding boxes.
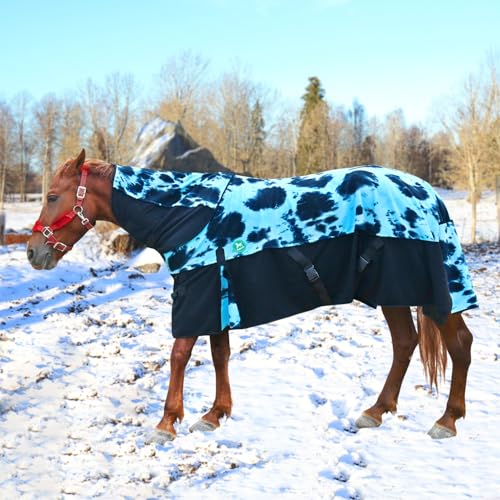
[287,247,332,305]
[358,238,384,272]
[216,247,226,265]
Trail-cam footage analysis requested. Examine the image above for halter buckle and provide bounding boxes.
[53,241,69,252]
[73,205,91,227]
[76,186,87,200]
[42,226,54,238]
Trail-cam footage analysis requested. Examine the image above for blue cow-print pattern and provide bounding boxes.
[113,165,232,210]
[113,165,478,330]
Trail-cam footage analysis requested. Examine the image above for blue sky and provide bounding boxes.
[1,0,499,124]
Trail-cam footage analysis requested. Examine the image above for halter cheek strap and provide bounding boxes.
[32,165,94,253]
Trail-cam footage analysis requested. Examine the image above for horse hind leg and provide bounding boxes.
[356,306,418,429]
[427,313,473,439]
[190,329,232,433]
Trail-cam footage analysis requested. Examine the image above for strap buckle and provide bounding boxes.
[304,264,320,282]
[76,186,87,200]
[358,256,370,272]
[42,226,54,238]
[53,241,69,252]
[73,206,90,226]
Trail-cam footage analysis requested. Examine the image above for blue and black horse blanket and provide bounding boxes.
[111,165,478,337]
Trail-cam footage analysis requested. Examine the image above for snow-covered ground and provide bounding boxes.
[0,191,499,499]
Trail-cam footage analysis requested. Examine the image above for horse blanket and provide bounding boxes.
[111,165,478,337]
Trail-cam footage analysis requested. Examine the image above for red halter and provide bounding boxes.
[32,165,94,253]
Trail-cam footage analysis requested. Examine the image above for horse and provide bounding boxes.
[27,149,475,440]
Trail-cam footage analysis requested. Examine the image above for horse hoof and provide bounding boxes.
[147,429,176,444]
[189,419,217,433]
[355,413,381,429]
[427,423,456,439]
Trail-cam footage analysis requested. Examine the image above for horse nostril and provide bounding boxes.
[27,248,34,261]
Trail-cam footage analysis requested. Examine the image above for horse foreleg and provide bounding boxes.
[357,306,418,429]
[428,313,473,439]
[156,336,197,439]
[190,329,232,433]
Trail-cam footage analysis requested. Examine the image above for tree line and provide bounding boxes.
[0,51,499,241]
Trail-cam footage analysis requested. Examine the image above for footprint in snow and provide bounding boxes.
[309,393,328,407]
[310,366,325,378]
[320,467,350,482]
[328,417,359,434]
[340,450,368,468]
[334,486,364,499]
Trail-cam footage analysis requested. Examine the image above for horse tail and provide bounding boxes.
[416,307,448,390]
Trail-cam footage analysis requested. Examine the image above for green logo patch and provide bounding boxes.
[232,239,247,253]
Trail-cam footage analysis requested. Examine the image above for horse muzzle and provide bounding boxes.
[26,240,59,270]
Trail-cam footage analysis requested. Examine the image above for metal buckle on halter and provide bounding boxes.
[73,205,90,226]
[76,186,87,200]
[42,226,54,238]
[73,205,83,215]
[53,241,68,252]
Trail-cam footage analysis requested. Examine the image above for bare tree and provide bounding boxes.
[378,109,407,169]
[0,100,15,208]
[59,96,84,163]
[266,105,299,177]
[12,92,32,201]
[329,106,347,168]
[403,126,431,180]
[33,94,61,198]
[156,51,209,120]
[441,57,500,242]
[214,65,267,173]
[81,78,108,159]
[81,73,139,162]
[105,72,140,162]
[154,51,211,145]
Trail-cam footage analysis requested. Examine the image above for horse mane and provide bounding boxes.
[57,158,116,179]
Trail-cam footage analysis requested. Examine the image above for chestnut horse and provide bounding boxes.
[27,150,474,440]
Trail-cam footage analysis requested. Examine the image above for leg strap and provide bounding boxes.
[216,247,241,330]
[287,247,332,305]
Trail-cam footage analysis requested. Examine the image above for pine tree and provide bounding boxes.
[249,99,265,175]
[296,77,331,175]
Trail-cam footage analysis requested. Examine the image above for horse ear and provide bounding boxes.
[74,149,86,171]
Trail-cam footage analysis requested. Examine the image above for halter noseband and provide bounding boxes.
[32,164,94,253]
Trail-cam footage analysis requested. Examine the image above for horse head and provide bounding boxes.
[27,149,114,270]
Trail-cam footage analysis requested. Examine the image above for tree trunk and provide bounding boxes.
[19,124,26,202]
[42,140,52,200]
[496,175,500,243]
[470,194,477,243]
[0,160,5,210]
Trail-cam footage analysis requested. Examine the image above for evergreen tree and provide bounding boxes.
[296,77,331,174]
[249,99,265,175]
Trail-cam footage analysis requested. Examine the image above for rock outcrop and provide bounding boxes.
[98,118,229,265]
[130,118,230,173]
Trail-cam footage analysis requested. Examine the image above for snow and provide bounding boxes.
[1,192,499,499]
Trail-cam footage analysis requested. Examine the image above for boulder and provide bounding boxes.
[100,119,230,265]
[130,118,231,173]
[127,247,164,274]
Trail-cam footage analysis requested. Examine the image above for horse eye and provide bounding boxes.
[47,194,59,203]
